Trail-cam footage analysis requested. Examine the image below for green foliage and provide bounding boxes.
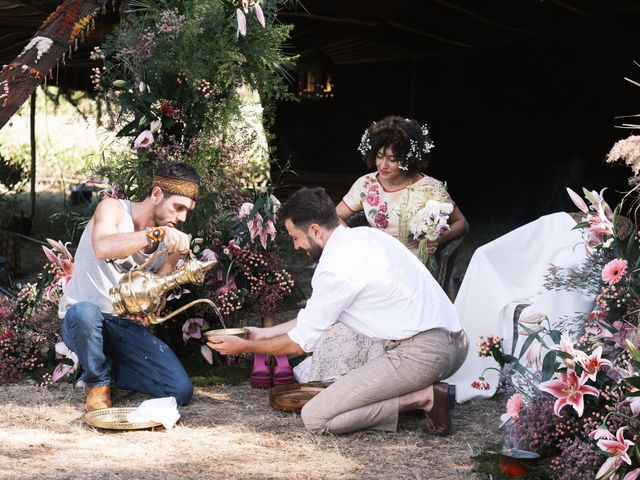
[95,0,296,239]
[0,153,28,196]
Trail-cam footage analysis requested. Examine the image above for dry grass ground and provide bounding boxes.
[0,381,503,480]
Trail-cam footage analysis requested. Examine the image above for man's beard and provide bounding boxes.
[306,237,323,262]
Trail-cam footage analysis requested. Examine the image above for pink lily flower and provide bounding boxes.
[247,212,264,242]
[254,1,265,27]
[538,369,599,417]
[236,8,247,37]
[588,212,615,236]
[623,468,640,480]
[578,346,613,381]
[42,239,74,290]
[566,187,589,213]
[596,427,634,479]
[182,317,204,343]
[522,339,542,373]
[259,219,276,249]
[589,427,615,440]
[238,202,254,219]
[133,130,154,149]
[627,396,640,416]
[51,341,78,383]
[200,248,217,262]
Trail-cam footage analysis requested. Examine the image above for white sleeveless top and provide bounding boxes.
[58,200,166,318]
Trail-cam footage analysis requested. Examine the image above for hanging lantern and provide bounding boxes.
[297,51,334,100]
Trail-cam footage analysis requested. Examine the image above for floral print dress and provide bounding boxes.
[342,173,451,256]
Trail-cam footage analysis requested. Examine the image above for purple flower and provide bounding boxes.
[182,318,204,342]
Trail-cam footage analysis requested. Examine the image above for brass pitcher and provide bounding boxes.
[109,250,218,324]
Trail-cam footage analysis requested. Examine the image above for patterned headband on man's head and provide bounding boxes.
[152,175,199,200]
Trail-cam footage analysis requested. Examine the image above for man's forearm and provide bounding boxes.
[93,231,150,260]
[245,334,305,356]
[260,318,298,339]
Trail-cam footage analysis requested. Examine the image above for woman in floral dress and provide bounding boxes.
[294,116,469,384]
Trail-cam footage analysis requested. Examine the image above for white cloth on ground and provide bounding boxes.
[126,396,180,429]
[444,212,594,403]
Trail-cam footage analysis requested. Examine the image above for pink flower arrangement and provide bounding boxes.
[602,258,628,285]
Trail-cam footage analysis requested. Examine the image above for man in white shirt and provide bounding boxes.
[208,187,468,435]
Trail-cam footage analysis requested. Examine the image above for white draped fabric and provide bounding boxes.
[445,212,595,403]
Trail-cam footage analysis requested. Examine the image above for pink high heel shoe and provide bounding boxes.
[272,355,294,386]
[251,354,272,389]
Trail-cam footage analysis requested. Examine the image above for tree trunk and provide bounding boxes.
[0,0,108,129]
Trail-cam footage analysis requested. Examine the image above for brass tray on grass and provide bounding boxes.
[269,383,326,413]
[202,327,249,340]
[83,407,163,431]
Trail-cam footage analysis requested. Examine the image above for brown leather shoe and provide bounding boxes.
[85,385,112,412]
[426,382,456,436]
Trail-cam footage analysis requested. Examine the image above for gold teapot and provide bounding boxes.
[109,250,219,324]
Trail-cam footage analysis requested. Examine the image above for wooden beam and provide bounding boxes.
[433,0,530,34]
[0,0,108,130]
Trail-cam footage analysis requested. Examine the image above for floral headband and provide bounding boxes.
[357,119,435,171]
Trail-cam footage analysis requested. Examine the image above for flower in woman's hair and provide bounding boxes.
[538,369,599,417]
[602,258,628,285]
[238,202,254,219]
[577,346,613,381]
[182,317,204,342]
[506,393,523,419]
[133,130,154,149]
[471,378,490,390]
[589,426,615,440]
[595,426,634,479]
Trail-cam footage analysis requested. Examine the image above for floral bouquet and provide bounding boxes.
[397,181,453,271]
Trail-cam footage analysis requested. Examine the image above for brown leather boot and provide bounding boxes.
[85,385,112,412]
[426,382,456,436]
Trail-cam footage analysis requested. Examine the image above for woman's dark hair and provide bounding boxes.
[279,187,340,230]
[357,115,434,175]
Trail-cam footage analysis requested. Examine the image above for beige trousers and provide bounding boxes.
[300,328,469,434]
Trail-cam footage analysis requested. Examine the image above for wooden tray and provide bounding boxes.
[269,383,326,413]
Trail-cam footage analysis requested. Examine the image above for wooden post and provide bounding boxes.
[29,92,36,220]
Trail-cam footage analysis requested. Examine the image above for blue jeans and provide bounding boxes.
[61,301,193,405]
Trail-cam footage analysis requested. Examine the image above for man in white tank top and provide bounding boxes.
[59,162,200,412]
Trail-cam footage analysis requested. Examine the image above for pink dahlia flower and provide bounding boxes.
[601,258,628,285]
